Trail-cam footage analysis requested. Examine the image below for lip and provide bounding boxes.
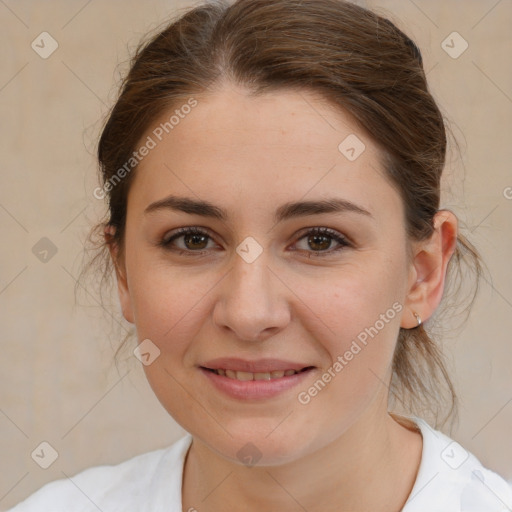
[200,357,311,373]
[199,358,315,400]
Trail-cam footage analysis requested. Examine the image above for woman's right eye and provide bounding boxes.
[159,227,217,255]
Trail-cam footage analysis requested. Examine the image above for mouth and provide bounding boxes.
[201,366,314,381]
[198,358,316,400]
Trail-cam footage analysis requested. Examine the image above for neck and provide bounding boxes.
[182,396,422,512]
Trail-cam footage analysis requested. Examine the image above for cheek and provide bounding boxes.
[307,257,405,348]
[297,259,406,409]
[126,253,215,351]
[293,268,404,426]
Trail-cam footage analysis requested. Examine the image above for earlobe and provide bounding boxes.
[105,225,135,324]
[401,210,458,329]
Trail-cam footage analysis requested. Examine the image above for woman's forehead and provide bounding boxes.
[158,85,367,147]
[131,86,395,209]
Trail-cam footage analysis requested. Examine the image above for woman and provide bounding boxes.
[9,0,512,510]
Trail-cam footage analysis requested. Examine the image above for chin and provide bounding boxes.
[192,417,322,467]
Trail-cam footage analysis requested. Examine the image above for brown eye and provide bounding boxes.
[306,233,332,251]
[160,227,215,253]
[294,227,351,256]
[181,232,209,250]
[159,226,351,258]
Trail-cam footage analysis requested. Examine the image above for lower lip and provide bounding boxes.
[199,367,314,400]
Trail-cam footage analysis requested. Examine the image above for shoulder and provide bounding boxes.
[401,415,512,512]
[7,434,192,512]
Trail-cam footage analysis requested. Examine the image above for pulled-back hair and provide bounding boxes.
[86,0,483,428]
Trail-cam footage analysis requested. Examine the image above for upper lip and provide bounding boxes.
[200,358,313,373]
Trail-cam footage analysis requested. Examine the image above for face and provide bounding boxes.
[114,82,415,465]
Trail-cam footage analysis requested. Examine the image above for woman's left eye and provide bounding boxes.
[293,227,351,256]
[159,226,351,257]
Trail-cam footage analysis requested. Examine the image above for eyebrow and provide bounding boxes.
[144,195,373,223]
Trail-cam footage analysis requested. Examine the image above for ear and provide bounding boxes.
[401,210,458,329]
[105,225,135,324]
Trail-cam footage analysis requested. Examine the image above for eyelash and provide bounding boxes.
[159,226,351,258]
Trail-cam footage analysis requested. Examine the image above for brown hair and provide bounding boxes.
[85,0,483,428]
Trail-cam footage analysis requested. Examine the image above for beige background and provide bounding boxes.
[0,0,511,509]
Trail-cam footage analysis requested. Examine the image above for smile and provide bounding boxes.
[205,368,310,381]
[199,362,315,400]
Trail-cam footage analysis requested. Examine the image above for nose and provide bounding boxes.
[212,251,291,342]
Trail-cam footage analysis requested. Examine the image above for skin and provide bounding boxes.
[108,81,458,511]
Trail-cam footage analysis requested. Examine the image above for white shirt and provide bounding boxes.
[7,416,512,511]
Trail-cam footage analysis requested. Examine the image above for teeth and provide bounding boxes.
[213,369,302,380]
[236,371,254,381]
[255,372,271,381]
